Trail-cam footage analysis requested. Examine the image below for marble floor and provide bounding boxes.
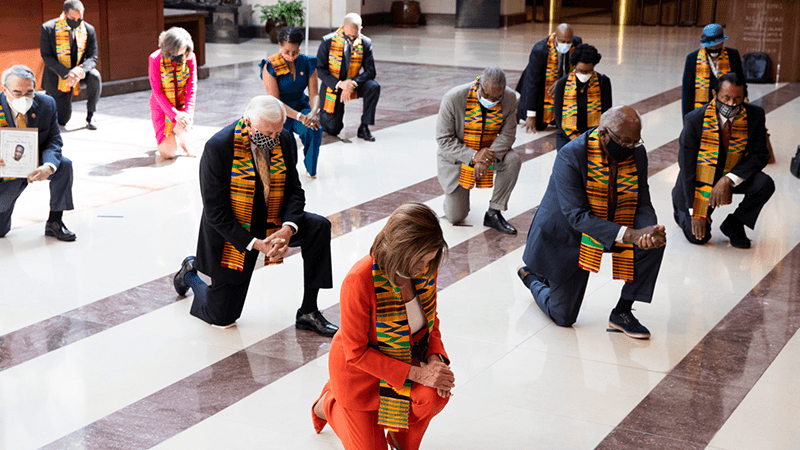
[2,22,800,450]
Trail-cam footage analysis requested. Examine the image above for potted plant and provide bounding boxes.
[253,1,305,43]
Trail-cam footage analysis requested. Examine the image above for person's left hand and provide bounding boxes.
[27,165,54,183]
[70,66,86,79]
[426,354,452,398]
[709,177,734,208]
[547,82,557,98]
[0,158,5,167]
[341,90,357,104]
[175,111,192,128]
[635,225,667,250]
[263,225,293,261]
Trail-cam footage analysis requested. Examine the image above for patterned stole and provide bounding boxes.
[220,119,287,271]
[159,54,190,138]
[0,104,10,181]
[694,47,731,110]
[692,102,748,220]
[577,129,638,282]
[561,71,602,141]
[458,77,502,190]
[543,33,573,124]
[323,28,363,114]
[267,53,290,76]
[54,13,87,94]
[373,263,438,431]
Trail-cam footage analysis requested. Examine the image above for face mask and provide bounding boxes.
[479,96,499,109]
[575,72,592,83]
[251,130,280,150]
[66,18,82,29]
[170,54,185,64]
[10,96,33,115]
[557,42,572,54]
[604,133,636,162]
[706,48,721,57]
[716,99,742,119]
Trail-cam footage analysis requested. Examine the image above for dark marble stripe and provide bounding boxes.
[33,82,800,447]
[595,244,800,449]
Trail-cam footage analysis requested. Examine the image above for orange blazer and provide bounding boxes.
[329,255,449,411]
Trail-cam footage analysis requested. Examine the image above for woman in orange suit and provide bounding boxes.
[311,202,455,450]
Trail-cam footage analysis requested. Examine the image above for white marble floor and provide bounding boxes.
[1,22,799,450]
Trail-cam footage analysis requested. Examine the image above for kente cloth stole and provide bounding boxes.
[323,28,363,114]
[578,129,638,282]
[267,53,290,76]
[692,101,748,220]
[0,104,11,181]
[220,119,287,272]
[543,33,573,124]
[372,263,437,431]
[159,55,190,138]
[694,47,731,110]
[561,71,602,141]
[458,77,502,190]
[54,13,87,94]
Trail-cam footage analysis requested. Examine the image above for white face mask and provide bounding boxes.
[557,42,572,54]
[10,96,33,115]
[575,72,592,83]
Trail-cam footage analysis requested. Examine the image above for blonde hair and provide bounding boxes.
[371,202,447,284]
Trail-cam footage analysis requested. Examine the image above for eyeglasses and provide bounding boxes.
[478,85,503,102]
[5,88,35,100]
[606,128,644,150]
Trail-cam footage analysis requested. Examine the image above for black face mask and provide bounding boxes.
[706,48,721,57]
[604,134,637,163]
[716,99,743,119]
[170,54,185,64]
[66,18,82,29]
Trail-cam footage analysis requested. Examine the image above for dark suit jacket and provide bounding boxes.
[672,103,768,212]
[0,92,64,169]
[40,18,99,94]
[522,131,657,285]
[316,32,376,96]
[553,72,612,149]
[515,35,582,127]
[195,124,304,284]
[681,47,745,117]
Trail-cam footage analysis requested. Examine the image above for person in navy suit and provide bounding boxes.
[517,106,666,339]
[0,65,76,241]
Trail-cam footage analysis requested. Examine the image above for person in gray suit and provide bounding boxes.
[435,67,521,234]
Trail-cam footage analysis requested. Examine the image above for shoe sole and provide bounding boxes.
[44,230,76,241]
[607,321,650,339]
[296,322,337,337]
[211,323,237,329]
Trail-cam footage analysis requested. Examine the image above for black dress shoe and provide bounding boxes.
[720,215,751,249]
[357,124,375,142]
[44,220,76,241]
[483,210,517,234]
[174,256,197,296]
[608,310,651,339]
[86,117,98,130]
[296,309,339,337]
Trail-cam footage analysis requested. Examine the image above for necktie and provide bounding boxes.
[253,145,271,205]
[70,30,78,68]
[16,113,27,128]
[342,43,351,81]
[721,119,732,151]
[608,159,618,221]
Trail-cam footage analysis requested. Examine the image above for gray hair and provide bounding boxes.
[2,65,37,89]
[159,27,194,57]
[63,0,84,13]
[244,95,286,125]
[343,13,362,29]
[480,67,506,89]
[599,105,642,134]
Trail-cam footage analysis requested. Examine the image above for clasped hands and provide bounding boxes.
[339,79,358,104]
[408,354,455,398]
[0,159,54,184]
[691,177,734,240]
[472,147,495,179]
[296,111,321,130]
[174,111,193,129]
[623,225,667,250]
[65,66,86,88]
[252,225,293,262]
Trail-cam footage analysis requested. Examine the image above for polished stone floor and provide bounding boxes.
[1,22,800,450]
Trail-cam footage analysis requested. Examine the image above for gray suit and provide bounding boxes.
[435,83,521,223]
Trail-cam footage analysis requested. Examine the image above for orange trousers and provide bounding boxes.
[323,382,449,450]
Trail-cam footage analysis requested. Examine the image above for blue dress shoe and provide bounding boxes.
[608,310,651,339]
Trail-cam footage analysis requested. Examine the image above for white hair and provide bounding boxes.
[2,65,37,89]
[343,13,362,29]
[244,95,286,125]
[480,67,506,89]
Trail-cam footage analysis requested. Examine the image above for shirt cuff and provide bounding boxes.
[335,81,342,90]
[283,222,298,235]
[527,110,536,117]
[616,226,627,243]
[246,238,257,252]
[726,173,744,187]
[44,162,57,174]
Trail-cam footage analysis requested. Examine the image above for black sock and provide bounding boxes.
[613,299,634,315]
[299,288,319,315]
[48,211,62,222]
[87,112,94,121]
[487,208,499,215]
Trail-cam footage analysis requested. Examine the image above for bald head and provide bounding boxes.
[555,23,574,44]
[599,105,642,149]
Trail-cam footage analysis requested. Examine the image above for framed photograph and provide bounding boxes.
[0,128,38,179]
